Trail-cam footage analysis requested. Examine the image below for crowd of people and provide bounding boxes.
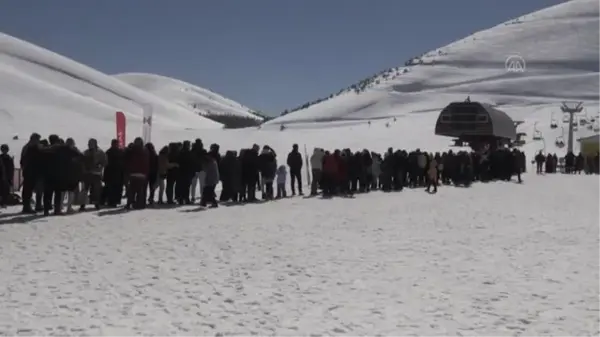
[0,132,597,217]
[533,150,600,174]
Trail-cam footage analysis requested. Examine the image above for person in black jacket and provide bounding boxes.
[0,154,6,207]
[242,145,260,202]
[359,149,373,193]
[103,139,125,207]
[259,145,277,200]
[176,141,194,205]
[219,150,236,202]
[146,143,159,205]
[41,135,63,215]
[165,143,180,204]
[0,144,14,205]
[20,133,43,213]
[63,138,84,213]
[42,135,82,215]
[286,144,303,195]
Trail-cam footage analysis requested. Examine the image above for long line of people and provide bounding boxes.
[0,132,597,216]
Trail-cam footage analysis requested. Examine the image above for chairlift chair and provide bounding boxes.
[555,135,565,148]
[549,111,558,129]
[580,117,588,126]
[594,123,600,132]
[587,124,593,130]
[532,122,543,140]
[572,122,579,131]
[562,115,570,123]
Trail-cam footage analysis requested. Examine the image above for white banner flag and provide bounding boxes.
[142,104,153,144]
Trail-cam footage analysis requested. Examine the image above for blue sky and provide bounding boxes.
[0,0,563,116]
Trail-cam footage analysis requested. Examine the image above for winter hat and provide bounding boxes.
[48,134,60,145]
[29,133,41,141]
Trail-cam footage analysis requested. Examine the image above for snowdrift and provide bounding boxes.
[268,0,599,125]
[0,32,222,142]
[115,73,262,121]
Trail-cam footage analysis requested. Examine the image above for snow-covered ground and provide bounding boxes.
[0,174,597,335]
[267,0,599,139]
[114,73,263,121]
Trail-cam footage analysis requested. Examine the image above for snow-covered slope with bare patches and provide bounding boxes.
[114,73,262,121]
[0,32,222,141]
[268,0,599,125]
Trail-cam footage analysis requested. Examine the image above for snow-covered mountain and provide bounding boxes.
[114,73,263,121]
[0,32,222,142]
[268,0,599,125]
[0,0,597,161]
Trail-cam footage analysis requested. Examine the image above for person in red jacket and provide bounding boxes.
[125,137,150,210]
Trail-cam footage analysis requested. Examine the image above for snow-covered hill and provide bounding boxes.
[0,32,222,141]
[268,0,599,128]
[114,73,263,121]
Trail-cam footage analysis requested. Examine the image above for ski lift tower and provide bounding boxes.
[561,101,583,153]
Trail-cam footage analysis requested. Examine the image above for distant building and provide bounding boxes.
[577,134,599,156]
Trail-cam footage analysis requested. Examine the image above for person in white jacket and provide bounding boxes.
[309,148,324,196]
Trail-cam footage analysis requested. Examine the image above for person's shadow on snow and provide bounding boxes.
[0,213,45,225]
[180,206,208,213]
[96,207,130,217]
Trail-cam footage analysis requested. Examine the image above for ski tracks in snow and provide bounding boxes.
[0,174,598,336]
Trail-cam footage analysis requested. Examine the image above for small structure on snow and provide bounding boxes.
[577,134,599,156]
[434,101,517,151]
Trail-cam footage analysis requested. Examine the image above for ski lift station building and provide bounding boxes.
[434,101,517,149]
[577,134,600,156]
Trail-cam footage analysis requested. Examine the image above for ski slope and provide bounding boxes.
[267,0,599,138]
[115,73,263,121]
[0,33,223,143]
[0,174,597,335]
